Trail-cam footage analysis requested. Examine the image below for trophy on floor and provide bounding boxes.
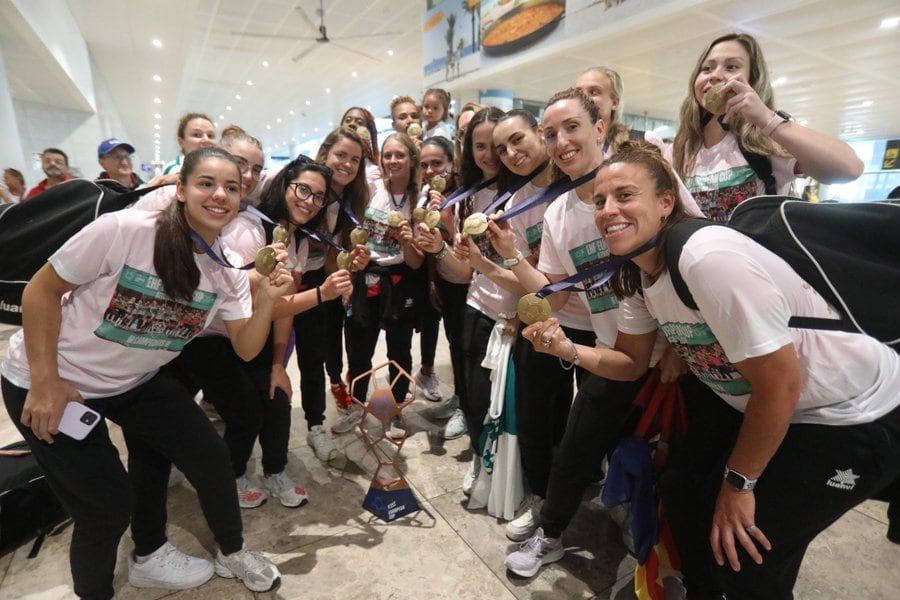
[350,361,420,522]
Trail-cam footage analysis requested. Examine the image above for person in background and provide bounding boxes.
[421,88,452,140]
[0,167,25,204]
[340,106,382,194]
[25,148,71,199]
[163,113,217,176]
[453,101,485,173]
[390,95,423,149]
[96,138,144,190]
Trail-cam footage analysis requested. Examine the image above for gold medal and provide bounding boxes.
[254,247,278,276]
[406,123,423,138]
[349,227,369,246]
[704,83,734,116]
[387,210,405,227]
[424,209,441,228]
[430,175,446,193]
[517,293,551,325]
[336,250,353,271]
[412,206,428,224]
[463,212,489,237]
[355,126,371,141]
[272,225,289,245]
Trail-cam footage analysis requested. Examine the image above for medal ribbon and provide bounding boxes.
[534,236,657,298]
[482,160,551,216]
[242,200,346,252]
[329,188,363,228]
[436,175,498,210]
[495,166,599,223]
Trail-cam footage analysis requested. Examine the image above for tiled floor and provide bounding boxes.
[0,322,898,599]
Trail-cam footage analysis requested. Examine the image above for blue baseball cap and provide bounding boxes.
[98,138,135,157]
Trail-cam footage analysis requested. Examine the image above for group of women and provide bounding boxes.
[2,31,896,600]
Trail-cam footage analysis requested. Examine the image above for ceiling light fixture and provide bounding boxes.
[226,105,232,111]
[276,118,282,123]
[351,71,358,78]
[266,124,271,130]
[234,94,241,100]
[325,87,331,93]
[387,49,394,56]
[152,74,162,82]
[151,39,163,48]
[246,80,253,86]
[305,100,311,105]
[289,110,295,115]
[153,97,161,104]
[262,60,269,67]
[154,124,160,130]
[154,113,161,119]
[772,76,787,87]
[881,16,899,28]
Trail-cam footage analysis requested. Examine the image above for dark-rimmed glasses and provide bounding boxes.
[288,182,327,207]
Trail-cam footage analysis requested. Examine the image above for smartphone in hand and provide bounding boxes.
[58,402,101,440]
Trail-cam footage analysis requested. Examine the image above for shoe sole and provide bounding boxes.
[215,565,282,593]
[505,526,536,542]
[505,547,565,578]
[442,429,466,440]
[276,496,309,509]
[239,498,267,509]
[129,565,215,590]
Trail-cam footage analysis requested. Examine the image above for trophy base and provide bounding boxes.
[363,485,420,522]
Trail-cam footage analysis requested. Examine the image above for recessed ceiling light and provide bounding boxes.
[772,76,787,87]
[798,119,809,126]
[861,100,873,108]
[314,127,319,133]
[351,71,358,78]
[276,118,282,123]
[246,80,253,86]
[303,132,307,137]
[366,105,372,111]
[154,113,161,119]
[218,114,224,120]
[387,49,394,56]
[234,94,241,100]
[213,122,218,127]
[266,124,271,130]
[881,16,899,28]
[152,74,162,82]
[226,105,232,111]
[291,137,296,142]
[154,133,160,138]
[153,97,161,104]
[154,124,160,130]
[325,87,331,93]
[328,121,333,127]
[305,100,311,105]
[151,39,163,48]
[289,110,295,116]
[262,60,269,67]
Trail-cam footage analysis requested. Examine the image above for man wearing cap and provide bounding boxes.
[97,138,144,190]
[24,148,71,199]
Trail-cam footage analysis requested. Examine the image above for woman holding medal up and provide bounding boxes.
[1,147,290,597]
[333,133,424,438]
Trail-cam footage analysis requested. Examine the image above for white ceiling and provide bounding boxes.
[16,0,900,165]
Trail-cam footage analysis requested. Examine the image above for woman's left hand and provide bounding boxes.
[710,484,772,571]
[398,220,415,246]
[260,265,294,300]
[350,244,371,271]
[522,317,566,357]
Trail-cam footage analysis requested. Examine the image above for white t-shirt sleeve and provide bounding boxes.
[680,229,794,363]
[49,212,122,285]
[535,213,566,277]
[617,292,659,335]
[215,263,253,323]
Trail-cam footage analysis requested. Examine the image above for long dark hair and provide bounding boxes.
[494,108,542,193]
[421,136,456,194]
[258,156,333,233]
[154,147,240,301]
[459,107,503,189]
[604,141,693,300]
[317,127,370,241]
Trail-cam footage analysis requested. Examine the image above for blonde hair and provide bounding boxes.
[579,66,629,149]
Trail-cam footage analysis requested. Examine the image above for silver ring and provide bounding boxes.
[541,338,552,347]
[745,524,758,533]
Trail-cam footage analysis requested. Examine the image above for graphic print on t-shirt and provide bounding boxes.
[474,233,505,266]
[687,165,756,223]
[661,321,751,396]
[363,206,402,256]
[96,265,217,351]
[568,238,617,314]
[525,222,543,261]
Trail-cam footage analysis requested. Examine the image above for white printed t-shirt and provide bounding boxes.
[466,187,519,320]
[2,209,252,397]
[618,226,900,424]
[364,188,413,267]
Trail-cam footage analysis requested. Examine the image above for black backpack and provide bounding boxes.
[664,196,900,353]
[0,441,70,558]
[0,179,169,324]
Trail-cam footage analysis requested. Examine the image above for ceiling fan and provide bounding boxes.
[232,1,401,64]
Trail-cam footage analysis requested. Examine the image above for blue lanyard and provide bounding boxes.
[437,176,498,210]
[241,201,345,252]
[495,166,599,223]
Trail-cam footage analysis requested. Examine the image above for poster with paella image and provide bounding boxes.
[479,0,566,69]
[423,0,483,86]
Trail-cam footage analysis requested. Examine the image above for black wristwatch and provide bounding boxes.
[724,466,758,491]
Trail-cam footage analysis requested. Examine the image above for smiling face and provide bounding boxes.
[176,156,241,244]
[493,115,547,176]
[227,139,264,197]
[575,70,619,127]
[381,137,412,187]
[178,118,217,155]
[324,136,363,193]
[541,98,605,178]
[419,143,451,181]
[694,40,752,109]
[284,170,328,227]
[391,101,420,133]
[593,162,674,269]
[471,121,500,179]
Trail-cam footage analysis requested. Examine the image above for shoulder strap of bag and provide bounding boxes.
[736,139,777,195]
[663,219,716,310]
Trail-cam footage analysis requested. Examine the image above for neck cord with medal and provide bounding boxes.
[517,236,658,324]
[481,159,551,216]
[329,188,370,251]
[413,172,455,228]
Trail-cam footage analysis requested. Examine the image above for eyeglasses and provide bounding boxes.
[103,153,132,162]
[288,182,327,207]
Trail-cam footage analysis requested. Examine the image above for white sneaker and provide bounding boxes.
[504,527,564,577]
[331,405,363,434]
[387,416,407,440]
[431,395,459,419]
[128,541,214,590]
[263,471,309,508]
[506,495,543,541]
[236,475,267,509]
[462,458,479,496]
[415,369,442,401]
[442,408,467,440]
[215,544,281,593]
[307,425,339,461]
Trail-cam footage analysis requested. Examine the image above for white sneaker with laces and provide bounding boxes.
[307,425,339,461]
[331,405,363,434]
[415,369,442,401]
[215,544,281,593]
[263,471,309,508]
[128,541,214,590]
[506,495,543,541]
[442,408,467,440]
[504,527,564,577]
[236,475,267,509]
[462,458,479,496]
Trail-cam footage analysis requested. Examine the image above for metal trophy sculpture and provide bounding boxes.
[350,361,420,522]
